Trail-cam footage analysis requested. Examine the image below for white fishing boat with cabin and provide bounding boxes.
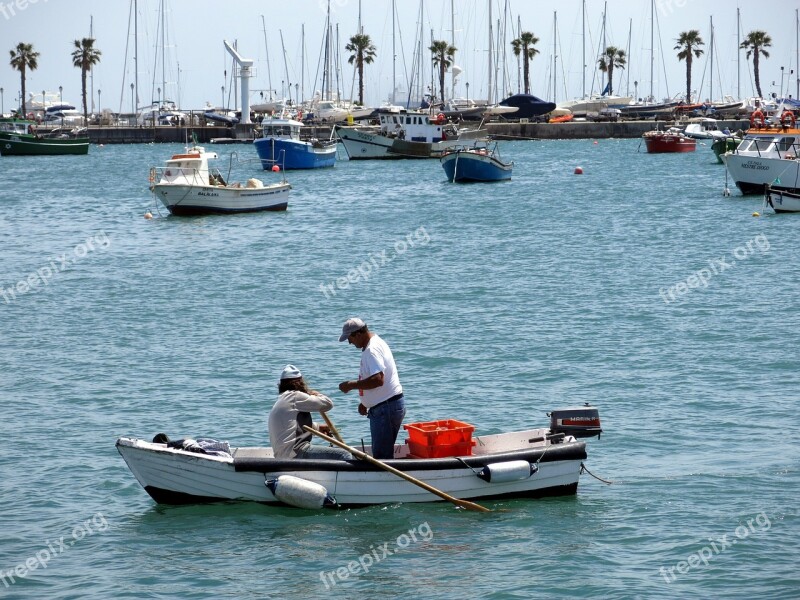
[149,144,290,215]
[336,109,487,160]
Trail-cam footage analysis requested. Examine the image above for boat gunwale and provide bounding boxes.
[116,435,587,474]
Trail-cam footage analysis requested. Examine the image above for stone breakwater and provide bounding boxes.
[65,119,750,144]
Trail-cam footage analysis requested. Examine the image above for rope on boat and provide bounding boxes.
[580,462,615,484]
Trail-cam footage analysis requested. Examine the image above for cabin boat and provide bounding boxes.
[116,406,602,508]
[642,127,697,153]
[253,117,336,169]
[150,145,290,215]
[683,117,727,139]
[721,117,800,194]
[0,118,89,156]
[336,109,487,160]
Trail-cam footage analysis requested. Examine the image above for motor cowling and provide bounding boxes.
[548,405,602,439]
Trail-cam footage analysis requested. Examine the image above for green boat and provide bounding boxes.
[0,119,89,156]
[711,135,741,164]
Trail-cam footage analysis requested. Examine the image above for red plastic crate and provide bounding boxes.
[407,439,475,458]
[403,420,476,458]
[404,419,475,445]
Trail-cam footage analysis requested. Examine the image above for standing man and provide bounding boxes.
[338,318,405,459]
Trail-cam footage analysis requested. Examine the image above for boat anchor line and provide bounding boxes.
[579,462,614,484]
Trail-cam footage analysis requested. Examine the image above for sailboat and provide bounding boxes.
[556,1,632,116]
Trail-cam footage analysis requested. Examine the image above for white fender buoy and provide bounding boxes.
[477,460,538,483]
[265,475,337,509]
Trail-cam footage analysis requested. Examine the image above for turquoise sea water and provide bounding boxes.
[0,139,798,599]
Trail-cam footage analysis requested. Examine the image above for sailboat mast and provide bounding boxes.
[553,12,557,102]
[796,9,799,99]
[517,14,521,94]
[625,18,632,96]
[261,16,273,101]
[450,0,456,101]
[301,24,305,104]
[161,0,166,104]
[90,15,95,112]
[582,0,586,99]
[279,32,290,103]
[488,0,493,105]
[392,0,396,104]
[134,0,139,110]
[601,2,607,92]
[736,7,740,98]
[709,16,714,102]
[325,0,332,100]
[650,0,654,101]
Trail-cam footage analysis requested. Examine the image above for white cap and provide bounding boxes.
[339,317,366,342]
[279,364,303,381]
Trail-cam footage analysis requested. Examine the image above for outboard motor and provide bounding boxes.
[548,404,602,439]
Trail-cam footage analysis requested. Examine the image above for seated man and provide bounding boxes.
[268,364,352,460]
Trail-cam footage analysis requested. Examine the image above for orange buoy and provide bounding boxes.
[574,166,584,174]
[593,141,599,145]
[144,212,153,220]
[271,165,280,172]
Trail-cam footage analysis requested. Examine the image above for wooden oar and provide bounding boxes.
[320,412,344,443]
[303,425,491,513]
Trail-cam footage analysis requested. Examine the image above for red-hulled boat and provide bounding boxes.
[642,127,697,153]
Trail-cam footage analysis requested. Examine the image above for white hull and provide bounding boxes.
[557,96,633,114]
[766,189,800,212]
[722,154,800,195]
[337,126,486,160]
[154,182,291,215]
[116,428,587,506]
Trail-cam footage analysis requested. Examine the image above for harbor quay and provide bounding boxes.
[69,118,750,144]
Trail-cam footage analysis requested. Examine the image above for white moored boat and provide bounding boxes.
[150,145,291,215]
[335,109,487,160]
[721,116,800,194]
[765,187,800,213]
[116,406,601,508]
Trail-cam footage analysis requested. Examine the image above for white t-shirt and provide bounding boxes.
[359,334,403,408]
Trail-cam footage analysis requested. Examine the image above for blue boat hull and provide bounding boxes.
[254,138,336,170]
[441,151,513,182]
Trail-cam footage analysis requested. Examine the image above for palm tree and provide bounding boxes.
[597,46,627,96]
[511,32,540,95]
[740,30,772,99]
[345,33,376,106]
[429,40,456,105]
[71,37,101,125]
[675,30,704,103]
[9,42,39,118]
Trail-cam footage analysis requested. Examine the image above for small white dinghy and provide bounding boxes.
[116,406,602,509]
[765,186,800,213]
[150,145,291,216]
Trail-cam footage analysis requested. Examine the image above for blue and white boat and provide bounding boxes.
[440,143,513,183]
[253,117,336,170]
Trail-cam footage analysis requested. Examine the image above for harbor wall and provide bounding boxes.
[486,119,751,140]
[71,119,751,144]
